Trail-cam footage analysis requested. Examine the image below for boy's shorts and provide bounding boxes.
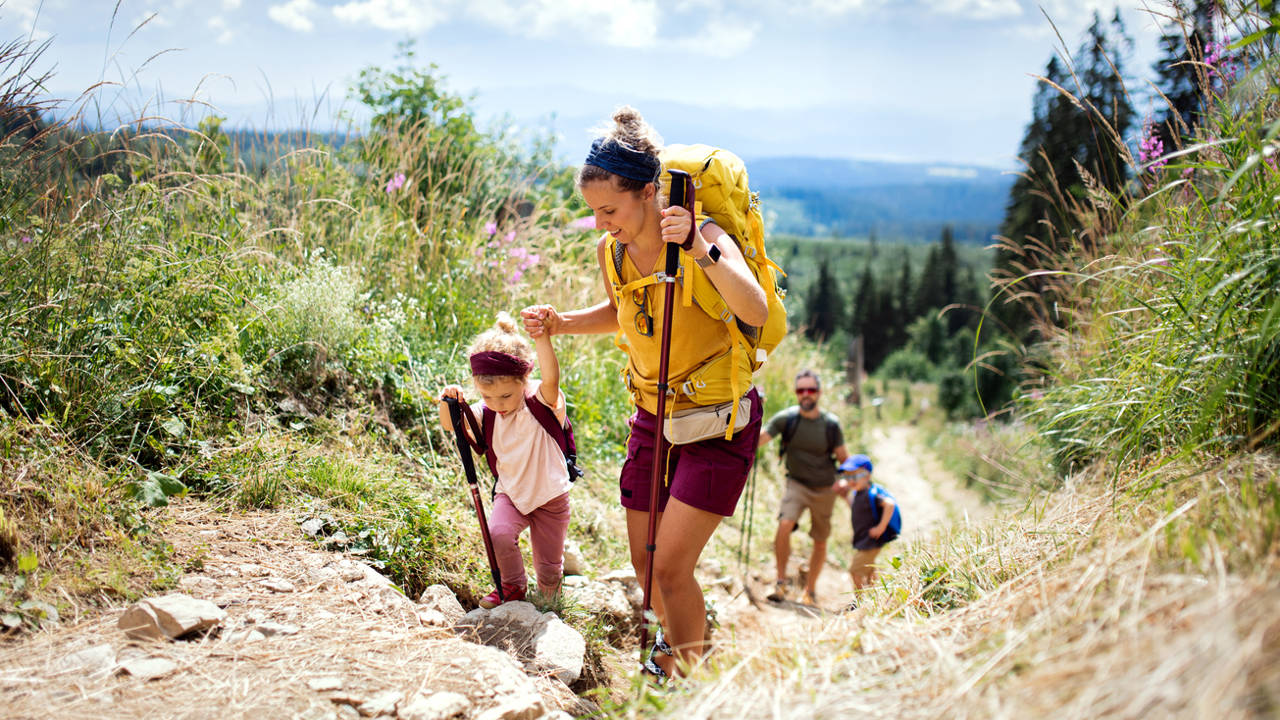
[618,388,763,517]
[777,479,837,542]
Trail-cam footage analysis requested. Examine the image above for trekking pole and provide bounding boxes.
[638,168,694,664]
[445,397,503,603]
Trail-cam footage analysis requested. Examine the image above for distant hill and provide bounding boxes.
[746,156,1016,243]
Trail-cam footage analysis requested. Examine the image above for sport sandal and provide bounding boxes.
[766,579,791,602]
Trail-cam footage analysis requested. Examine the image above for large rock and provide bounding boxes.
[55,644,116,675]
[454,602,585,687]
[531,615,585,685]
[397,691,469,720]
[418,585,465,624]
[118,593,226,641]
[472,694,544,720]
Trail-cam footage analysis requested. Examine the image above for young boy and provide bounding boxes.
[833,454,901,590]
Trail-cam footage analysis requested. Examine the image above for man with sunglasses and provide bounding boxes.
[756,369,849,605]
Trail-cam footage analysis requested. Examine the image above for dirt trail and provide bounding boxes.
[713,423,989,647]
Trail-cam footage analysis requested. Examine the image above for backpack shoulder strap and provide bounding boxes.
[524,394,568,456]
[480,407,499,481]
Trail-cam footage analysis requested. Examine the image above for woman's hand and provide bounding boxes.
[660,205,698,251]
[521,304,562,338]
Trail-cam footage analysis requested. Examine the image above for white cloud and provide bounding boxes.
[208,16,235,44]
[935,0,1022,21]
[798,0,889,16]
[472,0,660,48]
[269,0,320,32]
[672,19,759,59]
[332,0,451,34]
[222,0,243,9]
[927,166,979,178]
[3,0,51,40]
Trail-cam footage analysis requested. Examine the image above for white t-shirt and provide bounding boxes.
[474,381,571,515]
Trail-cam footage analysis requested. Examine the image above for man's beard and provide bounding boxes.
[799,396,817,412]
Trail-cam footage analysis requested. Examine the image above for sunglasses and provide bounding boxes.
[633,287,654,338]
[795,387,819,395]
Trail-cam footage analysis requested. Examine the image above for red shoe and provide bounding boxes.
[479,584,526,609]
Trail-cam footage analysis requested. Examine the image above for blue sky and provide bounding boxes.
[2,0,1172,168]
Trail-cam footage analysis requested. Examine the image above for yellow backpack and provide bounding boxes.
[605,144,789,438]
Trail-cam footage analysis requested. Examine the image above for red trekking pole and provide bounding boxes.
[446,397,504,603]
[639,168,695,665]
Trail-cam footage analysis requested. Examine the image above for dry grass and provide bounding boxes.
[639,453,1280,719]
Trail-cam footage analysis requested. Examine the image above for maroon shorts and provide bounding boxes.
[619,387,763,517]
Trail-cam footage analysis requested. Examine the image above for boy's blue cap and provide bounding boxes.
[839,454,873,474]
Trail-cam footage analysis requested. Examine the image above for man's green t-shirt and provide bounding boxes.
[765,406,844,488]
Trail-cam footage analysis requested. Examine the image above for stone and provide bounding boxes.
[307,676,345,691]
[487,601,542,628]
[55,644,116,675]
[540,713,575,720]
[417,585,465,624]
[261,578,296,593]
[417,609,448,627]
[560,575,587,588]
[357,690,403,717]
[561,540,586,576]
[473,695,544,720]
[396,691,469,720]
[118,593,226,641]
[530,615,585,685]
[698,558,724,578]
[255,621,300,636]
[301,518,327,537]
[223,628,266,644]
[568,581,633,624]
[118,656,178,680]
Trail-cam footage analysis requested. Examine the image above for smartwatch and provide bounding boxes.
[695,243,722,268]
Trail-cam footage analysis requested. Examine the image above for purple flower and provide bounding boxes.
[508,269,524,285]
[385,172,406,193]
[1138,119,1167,173]
[503,231,516,245]
[484,221,497,237]
[568,215,595,230]
[20,235,32,243]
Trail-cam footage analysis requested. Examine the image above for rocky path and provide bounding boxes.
[0,506,609,720]
[712,423,989,654]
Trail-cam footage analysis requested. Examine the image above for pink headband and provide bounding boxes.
[469,351,532,377]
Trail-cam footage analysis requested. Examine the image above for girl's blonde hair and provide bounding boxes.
[467,312,534,385]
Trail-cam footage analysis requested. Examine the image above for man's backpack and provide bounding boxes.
[868,484,902,543]
[477,395,584,488]
[778,410,841,462]
[604,144,788,439]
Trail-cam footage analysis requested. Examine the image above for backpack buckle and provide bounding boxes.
[719,309,734,322]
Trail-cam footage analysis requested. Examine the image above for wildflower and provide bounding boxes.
[1138,119,1167,173]
[484,221,497,237]
[385,172,406,193]
[568,215,595,230]
[20,235,32,243]
[508,269,524,285]
[503,231,516,245]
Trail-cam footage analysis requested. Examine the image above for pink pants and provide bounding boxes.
[488,492,570,592]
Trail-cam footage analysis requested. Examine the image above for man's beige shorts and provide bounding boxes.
[777,478,837,542]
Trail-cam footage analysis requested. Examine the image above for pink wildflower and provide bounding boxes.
[568,215,595,230]
[385,172,406,193]
[484,221,497,237]
[20,235,32,243]
[503,231,516,245]
[1138,119,1167,173]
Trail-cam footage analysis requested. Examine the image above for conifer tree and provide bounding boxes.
[1152,0,1218,143]
[804,256,842,342]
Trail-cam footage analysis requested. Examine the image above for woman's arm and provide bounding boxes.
[661,207,768,327]
[523,235,622,338]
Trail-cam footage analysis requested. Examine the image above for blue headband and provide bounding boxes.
[584,137,661,184]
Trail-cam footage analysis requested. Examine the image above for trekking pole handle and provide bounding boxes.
[666,169,695,274]
[444,397,479,487]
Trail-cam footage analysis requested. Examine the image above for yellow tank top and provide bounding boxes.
[615,247,732,414]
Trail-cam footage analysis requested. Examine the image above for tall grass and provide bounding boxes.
[992,4,1280,478]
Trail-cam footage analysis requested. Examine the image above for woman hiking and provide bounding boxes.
[522,106,767,680]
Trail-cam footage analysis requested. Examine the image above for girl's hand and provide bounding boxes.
[521,304,561,338]
[660,205,696,249]
[439,384,466,402]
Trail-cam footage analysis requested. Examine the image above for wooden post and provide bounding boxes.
[846,335,863,407]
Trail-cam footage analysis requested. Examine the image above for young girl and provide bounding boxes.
[438,310,571,608]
